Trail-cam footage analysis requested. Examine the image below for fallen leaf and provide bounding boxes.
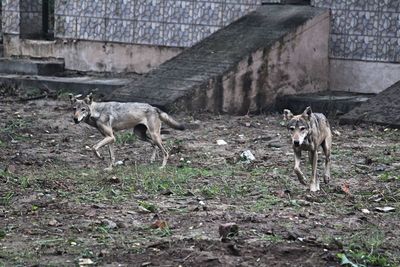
[151,220,168,230]
[341,182,351,196]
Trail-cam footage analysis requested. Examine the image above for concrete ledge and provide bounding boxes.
[0,58,64,75]
[0,74,130,97]
[275,91,374,117]
[330,59,400,94]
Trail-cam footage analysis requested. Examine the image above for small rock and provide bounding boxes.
[361,209,370,214]
[6,164,16,174]
[78,258,94,266]
[240,150,255,163]
[101,219,117,229]
[216,139,228,145]
[48,218,59,226]
[219,223,239,241]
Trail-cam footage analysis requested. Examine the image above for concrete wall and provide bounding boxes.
[181,9,330,114]
[222,11,329,113]
[312,0,400,93]
[2,35,183,73]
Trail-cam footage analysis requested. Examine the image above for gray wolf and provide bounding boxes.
[69,93,185,170]
[283,106,332,192]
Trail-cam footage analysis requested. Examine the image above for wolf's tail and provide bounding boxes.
[157,108,185,130]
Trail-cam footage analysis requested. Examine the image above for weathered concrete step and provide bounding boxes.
[0,58,65,75]
[275,91,374,117]
[106,5,329,114]
[0,74,130,97]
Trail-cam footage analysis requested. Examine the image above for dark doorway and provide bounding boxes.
[19,0,54,40]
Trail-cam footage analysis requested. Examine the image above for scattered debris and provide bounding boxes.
[101,219,118,230]
[216,139,228,145]
[78,258,94,266]
[374,207,395,213]
[219,223,239,241]
[361,209,370,214]
[151,220,168,230]
[240,150,255,163]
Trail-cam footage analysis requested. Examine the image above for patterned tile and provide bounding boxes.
[105,19,135,43]
[164,23,192,47]
[347,35,378,60]
[164,1,193,24]
[78,0,106,17]
[77,17,105,41]
[105,0,136,19]
[2,0,20,11]
[193,2,224,26]
[376,37,400,61]
[2,10,19,34]
[55,0,77,16]
[136,0,164,22]
[135,21,164,45]
[346,11,380,36]
[54,15,77,38]
[379,0,400,13]
[331,9,348,34]
[379,12,400,38]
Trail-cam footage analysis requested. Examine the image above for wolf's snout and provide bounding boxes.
[293,140,300,147]
[74,118,80,124]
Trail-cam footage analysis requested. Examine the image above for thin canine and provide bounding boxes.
[69,93,185,170]
[283,106,332,192]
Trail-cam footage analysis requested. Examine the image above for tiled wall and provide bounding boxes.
[2,0,20,34]
[54,0,261,47]
[20,0,43,39]
[312,0,400,63]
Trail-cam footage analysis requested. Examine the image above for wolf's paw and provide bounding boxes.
[93,149,104,160]
[310,183,320,192]
[298,176,308,186]
[103,166,113,172]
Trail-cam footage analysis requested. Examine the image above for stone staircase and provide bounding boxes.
[106,5,330,114]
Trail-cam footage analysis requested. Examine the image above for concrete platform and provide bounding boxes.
[0,74,130,97]
[339,81,400,128]
[275,91,374,117]
[0,57,65,75]
[106,5,329,114]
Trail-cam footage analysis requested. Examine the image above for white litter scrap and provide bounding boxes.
[216,139,228,145]
[240,150,256,163]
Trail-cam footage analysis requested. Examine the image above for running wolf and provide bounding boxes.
[69,93,185,170]
[283,106,332,192]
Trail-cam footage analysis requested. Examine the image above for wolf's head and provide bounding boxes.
[69,93,93,124]
[283,106,312,147]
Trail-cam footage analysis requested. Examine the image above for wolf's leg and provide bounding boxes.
[94,124,116,169]
[103,143,115,171]
[322,135,332,184]
[309,150,320,192]
[134,124,158,163]
[293,150,307,185]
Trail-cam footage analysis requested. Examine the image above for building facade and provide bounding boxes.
[0,0,399,93]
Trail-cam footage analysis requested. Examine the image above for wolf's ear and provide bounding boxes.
[69,94,77,105]
[302,106,312,120]
[283,109,293,121]
[84,93,93,104]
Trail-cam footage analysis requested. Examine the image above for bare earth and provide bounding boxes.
[0,96,399,266]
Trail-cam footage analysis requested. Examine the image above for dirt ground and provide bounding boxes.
[0,94,399,266]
